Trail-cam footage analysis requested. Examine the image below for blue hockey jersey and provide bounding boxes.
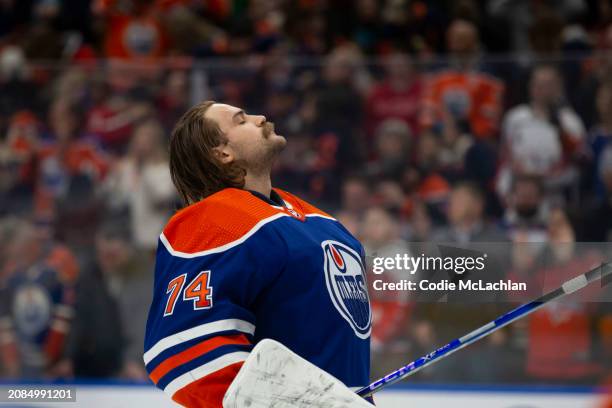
[143,187,371,407]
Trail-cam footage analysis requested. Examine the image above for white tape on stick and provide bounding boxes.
[562,274,588,294]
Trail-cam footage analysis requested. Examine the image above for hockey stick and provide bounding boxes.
[357,261,612,398]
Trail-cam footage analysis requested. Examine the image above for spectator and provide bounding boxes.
[576,23,612,129]
[0,217,22,378]
[502,175,550,242]
[433,182,506,243]
[420,19,504,140]
[0,111,39,217]
[102,119,176,252]
[589,81,612,199]
[35,98,108,260]
[365,51,423,139]
[156,69,190,132]
[361,207,412,353]
[310,45,369,204]
[163,4,226,57]
[584,146,612,241]
[367,119,412,180]
[405,200,433,242]
[0,218,78,379]
[525,209,603,384]
[97,0,169,61]
[336,175,370,238]
[285,5,327,55]
[406,132,452,225]
[69,221,151,380]
[86,84,154,155]
[36,98,108,215]
[339,176,371,220]
[497,65,586,199]
[372,179,409,217]
[19,1,65,60]
[488,0,585,58]
[52,68,90,109]
[6,110,40,165]
[506,231,546,300]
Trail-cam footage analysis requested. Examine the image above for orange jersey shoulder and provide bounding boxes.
[161,188,284,255]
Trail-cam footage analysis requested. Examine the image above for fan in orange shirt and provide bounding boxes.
[420,19,504,140]
[95,0,170,60]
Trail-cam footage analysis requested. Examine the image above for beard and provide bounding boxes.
[234,125,286,175]
[260,133,286,166]
[262,121,286,155]
[262,122,273,138]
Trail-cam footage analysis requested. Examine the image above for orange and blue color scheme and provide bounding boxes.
[144,188,371,407]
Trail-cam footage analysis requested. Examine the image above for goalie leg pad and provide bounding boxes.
[223,339,373,407]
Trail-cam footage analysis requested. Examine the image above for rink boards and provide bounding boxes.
[0,383,606,407]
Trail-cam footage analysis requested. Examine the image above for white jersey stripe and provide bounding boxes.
[144,319,255,365]
[164,351,249,398]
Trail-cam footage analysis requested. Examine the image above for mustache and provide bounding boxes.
[262,122,274,138]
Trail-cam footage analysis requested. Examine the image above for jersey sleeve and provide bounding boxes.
[144,208,287,408]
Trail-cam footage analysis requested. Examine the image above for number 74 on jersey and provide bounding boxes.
[164,271,213,316]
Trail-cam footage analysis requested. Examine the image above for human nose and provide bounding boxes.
[254,115,266,126]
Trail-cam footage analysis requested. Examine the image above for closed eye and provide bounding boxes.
[233,110,247,125]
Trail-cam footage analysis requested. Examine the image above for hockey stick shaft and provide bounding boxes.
[357,262,612,398]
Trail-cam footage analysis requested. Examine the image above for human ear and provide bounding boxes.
[212,144,234,164]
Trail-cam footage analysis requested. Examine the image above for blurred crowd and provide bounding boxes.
[0,0,608,60]
[1,0,612,389]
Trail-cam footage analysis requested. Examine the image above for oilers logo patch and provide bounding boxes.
[321,240,371,338]
[13,283,52,337]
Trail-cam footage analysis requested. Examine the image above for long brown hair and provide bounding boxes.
[169,101,245,205]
